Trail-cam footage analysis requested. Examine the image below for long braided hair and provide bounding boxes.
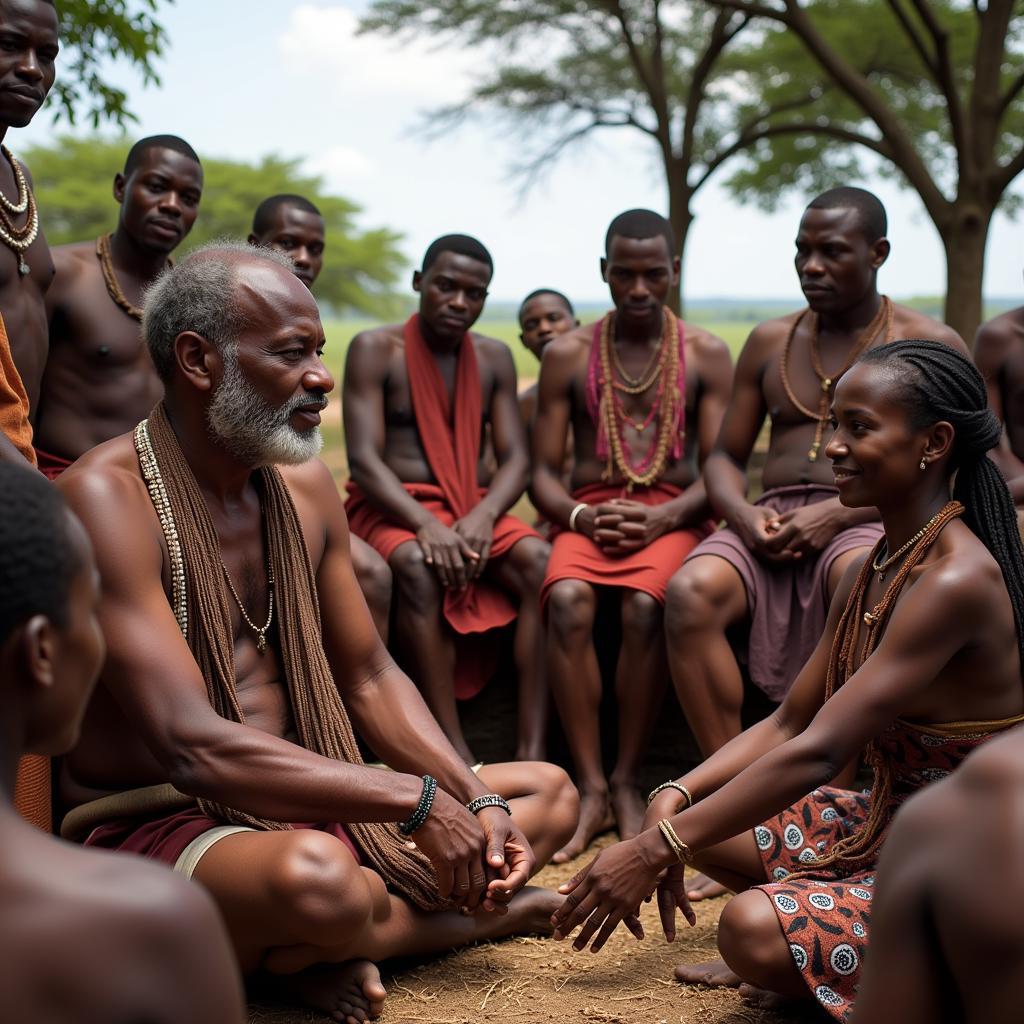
[857,339,1024,668]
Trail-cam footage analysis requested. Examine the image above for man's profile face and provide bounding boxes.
[601,235,679,324]
[205,260,334,467]
[795,207,888,315]
[0,0,58,129]
[519,293,576,359]
[115,147,203,255]
[252,205,326,289]
[413,250,491,341]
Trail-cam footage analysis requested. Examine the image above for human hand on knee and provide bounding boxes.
[415,520,478,590]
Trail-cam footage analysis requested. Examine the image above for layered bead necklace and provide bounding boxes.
[780,296,893,462]
[0,145,39,276]
[590,307,686,490]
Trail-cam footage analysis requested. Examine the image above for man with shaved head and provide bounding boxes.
[344,235,552,764]
[250,192,393,642]
[34,135,203,477]
[59,242,576,1020]
[664,189,967,888]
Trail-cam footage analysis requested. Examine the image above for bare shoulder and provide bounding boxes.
[471,330,514,365]
[681,320,731,362]
[58,432,147,506]
[891,304,967,352]
[50,240,94,274]
[278,456,339,507]
[347,323,404,362]
[914,524,1004,616]
[975,306,1024,359]
[540,323,591,380]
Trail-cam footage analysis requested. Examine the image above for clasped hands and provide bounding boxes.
[415,505,497,589]
[550,791,695,953]
[412,788,535,913]
[732,499,845,562]
[581,499,673,555]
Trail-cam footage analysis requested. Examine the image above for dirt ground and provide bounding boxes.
[247,834,818,1024]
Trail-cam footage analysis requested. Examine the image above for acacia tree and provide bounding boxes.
[363,1,778,313]
[706,0,1024,340]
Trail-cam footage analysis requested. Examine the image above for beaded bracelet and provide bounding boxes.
[466,793,512,816]
[646,780,693,808]
[398,774,438,836]
[658,819,695,865]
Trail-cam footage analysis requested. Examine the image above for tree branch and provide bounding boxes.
[992,144,1024,196]
[999,68,1024,118]
[884,0,938,78]
[906,0,967,157]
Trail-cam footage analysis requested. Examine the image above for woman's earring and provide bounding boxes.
[919,457,927,470]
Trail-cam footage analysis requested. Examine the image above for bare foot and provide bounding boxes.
[739,982,807,1010]
[490,885,564,938]
[552,789,613,863]
[609,782,646,841]
[674,959,742,988]
[269,959,387,1024]
[686,871,730,901]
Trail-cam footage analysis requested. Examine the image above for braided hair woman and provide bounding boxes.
[550,340,1024,1021]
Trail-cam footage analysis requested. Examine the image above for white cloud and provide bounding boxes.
[280,4,476,104]
[306,144,374,187]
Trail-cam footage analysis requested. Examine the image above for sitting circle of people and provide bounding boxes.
[2,6,1024,1018]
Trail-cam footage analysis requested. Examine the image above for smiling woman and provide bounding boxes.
[550,340,1024,1023]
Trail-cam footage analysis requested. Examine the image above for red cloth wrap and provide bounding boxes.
[541,481,712,608]
[34,446,74,481]
[345,315,540,699]
[83,806,361,867]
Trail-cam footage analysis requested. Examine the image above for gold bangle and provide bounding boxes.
[646,781,692,808]
[658,819,695,865]
[568,502,588,532]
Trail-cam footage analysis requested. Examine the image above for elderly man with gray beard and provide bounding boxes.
[56,242,579,1023]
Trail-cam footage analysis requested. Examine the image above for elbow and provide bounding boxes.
[162,727,230,800]
[785,734,846,793]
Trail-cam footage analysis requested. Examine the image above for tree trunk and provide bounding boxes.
[940,201,995,347]
[667,184,694,318]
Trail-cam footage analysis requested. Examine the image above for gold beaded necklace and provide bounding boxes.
[871,504,951,583]
[779,296,893,462]
[0,146,39,276]
[221,561,275,653]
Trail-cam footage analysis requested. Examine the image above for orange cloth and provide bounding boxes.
[14,754,51,832]
[345,315,540,699]
[0,312,36,465]
[541,481,712,607]
[34,446,73,480]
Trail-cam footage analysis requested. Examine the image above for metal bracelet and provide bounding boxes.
[466,793,512,816]
[646,780,693,808]
[398,774,437,836]
[658,818,695,865]
[568,502,589,533]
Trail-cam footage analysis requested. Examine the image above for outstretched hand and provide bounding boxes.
[550,835,667,952]
[474,806,537,913]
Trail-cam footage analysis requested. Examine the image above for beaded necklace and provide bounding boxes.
[779,296,893,462]
[587,308,686,490]
[0,146,39,276]
[96,233,173,321]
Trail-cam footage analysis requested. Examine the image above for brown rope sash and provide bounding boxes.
[137,403,445,910]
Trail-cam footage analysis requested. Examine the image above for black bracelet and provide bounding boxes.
[398,775,437,836]
[466,793,511,816]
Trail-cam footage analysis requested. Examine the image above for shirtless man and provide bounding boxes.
[853,721,1024,1024]
[34,136,203,477]
[344,235,551,764]
[518,288,578,428]
[250,193,394,642]
[973,300,1024,502]
[0,462,244,1024]
[59,243,577,1021]
[665,187,966,758]
[532,209,732,861]
[0,0,58,466]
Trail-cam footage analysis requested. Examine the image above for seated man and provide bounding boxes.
[853,722,1024,1024]
[974,298,1024,503]
[343,236,551,764]
[533,209,732,861]
[35,135,203,479]
[0,463,244,1024]
[59,243,577,1021]
[249,193,393,641]
[666,187,966,759]
[517,288,579,428]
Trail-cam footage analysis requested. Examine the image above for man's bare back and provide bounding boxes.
[974,306,1024,495]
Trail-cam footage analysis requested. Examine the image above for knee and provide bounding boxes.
[530,763,579,846]
[390,544,439,605]
[354,551,393,615]
[515,538,551,594]
[665,561,731,633]
[546,579,596,639]
[267,831,372,939]
[621,590,662,639]
[717,890,786,981]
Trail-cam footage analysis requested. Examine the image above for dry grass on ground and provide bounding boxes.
[248,836,819,1024]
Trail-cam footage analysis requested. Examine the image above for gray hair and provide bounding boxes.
[142,239,295,382]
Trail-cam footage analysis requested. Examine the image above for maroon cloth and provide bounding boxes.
[754,718,1009,1021]
[34,445,73,481]
[83,805,361,867]
[685,484,883,701]
[541,481,711,608]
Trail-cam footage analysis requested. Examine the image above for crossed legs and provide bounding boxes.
[546,580,668,862]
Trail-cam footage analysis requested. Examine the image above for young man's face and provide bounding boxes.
[251,205,326,290]
[413,250,491,341]
[519,293,576,359]
[116,147,203,254]
[0,0,58,129]
[601,234,680,325]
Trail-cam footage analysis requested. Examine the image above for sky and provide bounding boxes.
[11,0,1024,305]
